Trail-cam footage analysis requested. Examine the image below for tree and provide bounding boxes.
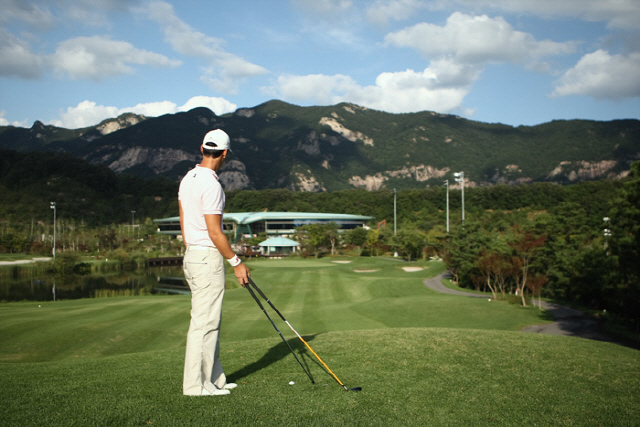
[294,223,340,258]
[343,227,368,247]
[526,273,548,309]
[392,223,426,262]
[477,250,512,299]
[343,226,368,255]
[607,161,640,327]
[508,229,546,307]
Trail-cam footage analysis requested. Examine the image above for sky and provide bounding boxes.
[1,0,639,130]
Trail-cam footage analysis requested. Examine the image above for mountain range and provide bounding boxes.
[1,100,639,192]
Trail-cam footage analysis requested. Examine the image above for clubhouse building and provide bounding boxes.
[155,211,374,243]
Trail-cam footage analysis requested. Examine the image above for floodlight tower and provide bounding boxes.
[454,172,465,224]
[50,202,57,258]
[393,188,398,257]
[443,180,450,233]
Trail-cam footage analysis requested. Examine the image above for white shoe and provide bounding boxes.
[223,383,238,390]
[201,387,230,396]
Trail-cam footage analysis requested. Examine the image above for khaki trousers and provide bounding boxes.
[182,246,227,395]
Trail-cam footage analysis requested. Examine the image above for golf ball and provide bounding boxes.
[288,381,295,385]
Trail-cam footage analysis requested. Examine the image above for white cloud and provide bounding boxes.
[385,12,575,65]
[552,50,640,99]
[51,35,180,80]
[298,10,572,114]
[265,58,479,114]
[0,0,133,29]
[52,96,238,129]
[447,0,640,30]
[291,0,354,19]
[0,0,55,29]
[178,96,237,115]
[0,110,28,127]
[365,0,423,26]
[141,1,267,93]
[0,29,43,78]
[56,101,120,129]
[268,74,357,104]
[348,67,471,113]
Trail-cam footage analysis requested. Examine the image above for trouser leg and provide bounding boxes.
[182,247,226,395]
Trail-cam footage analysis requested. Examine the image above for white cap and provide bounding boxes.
[202,129,231,151]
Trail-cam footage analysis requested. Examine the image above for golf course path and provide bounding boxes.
[423,273,488,298]
[424,273,639,350]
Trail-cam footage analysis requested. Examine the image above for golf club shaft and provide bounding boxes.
[245,284,315,384]
[247,278,348,390]
[284,321,348,390]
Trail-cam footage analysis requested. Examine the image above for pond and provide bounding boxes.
[0,265,189,302]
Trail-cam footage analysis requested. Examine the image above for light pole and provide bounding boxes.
[50,202,56,258]
[603,217,611,250]
[393,188,397,236]
[454,171,465,224]
[393,188,398,257]
[443,180,450,233]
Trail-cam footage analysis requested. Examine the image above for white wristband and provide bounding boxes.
[227,255,242,267]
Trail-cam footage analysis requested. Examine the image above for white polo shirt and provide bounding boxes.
[178,165,225,247]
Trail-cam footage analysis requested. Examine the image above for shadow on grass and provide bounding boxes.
[228,334,324,383]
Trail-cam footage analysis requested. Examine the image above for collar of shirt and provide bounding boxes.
[195,164,219,181]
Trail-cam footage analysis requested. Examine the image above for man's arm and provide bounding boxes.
[205,213,250,286]
[179,201,187,248]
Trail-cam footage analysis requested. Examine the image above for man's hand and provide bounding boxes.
[233,263,250,287]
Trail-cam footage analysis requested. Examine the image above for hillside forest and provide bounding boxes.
[0,149,638,334]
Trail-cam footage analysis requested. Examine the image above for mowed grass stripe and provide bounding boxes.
[0,297,190,362]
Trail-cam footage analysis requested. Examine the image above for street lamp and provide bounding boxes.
[603,217,611,250]
[50,202,56,258]
[443,180,450,233]
[393,188,398,257]
[393,188,397,236]
[454,171,465,224]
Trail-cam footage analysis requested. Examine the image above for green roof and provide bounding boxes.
[225,212,374,224]
[258,237,300,247]
[155,212,374,224]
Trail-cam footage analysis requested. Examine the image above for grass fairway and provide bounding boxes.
[1,258,639,426]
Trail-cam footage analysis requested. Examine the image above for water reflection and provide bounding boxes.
[0,265,188,302]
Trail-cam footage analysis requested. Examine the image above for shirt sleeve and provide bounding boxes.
[201,180,225,215]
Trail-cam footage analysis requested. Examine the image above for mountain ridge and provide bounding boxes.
[1,100,638,192]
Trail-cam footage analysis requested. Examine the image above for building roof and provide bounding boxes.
[155,211,374,224]
[258,237,300,247]
[226,212,373,223]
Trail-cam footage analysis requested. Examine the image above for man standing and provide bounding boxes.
[179,129,250,396]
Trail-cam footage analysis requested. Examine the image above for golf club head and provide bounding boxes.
[349,387,362,392]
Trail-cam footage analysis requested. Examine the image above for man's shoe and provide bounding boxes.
[201,387,231,396]
[223,383,238,390]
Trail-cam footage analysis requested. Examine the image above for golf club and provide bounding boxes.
[245,282,315,384]
[247,277,362,392]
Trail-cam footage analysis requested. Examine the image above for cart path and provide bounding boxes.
[424,273,639,350]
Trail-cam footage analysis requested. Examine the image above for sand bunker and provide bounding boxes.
[354,269,378,273]
[332,260,352,264]
[402,267,424,272]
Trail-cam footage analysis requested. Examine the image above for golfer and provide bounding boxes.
[178,129,250,396]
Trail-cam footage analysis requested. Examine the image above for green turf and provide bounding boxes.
[1,258,639,426]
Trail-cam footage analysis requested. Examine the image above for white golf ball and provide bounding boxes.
[289,381,295,385]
